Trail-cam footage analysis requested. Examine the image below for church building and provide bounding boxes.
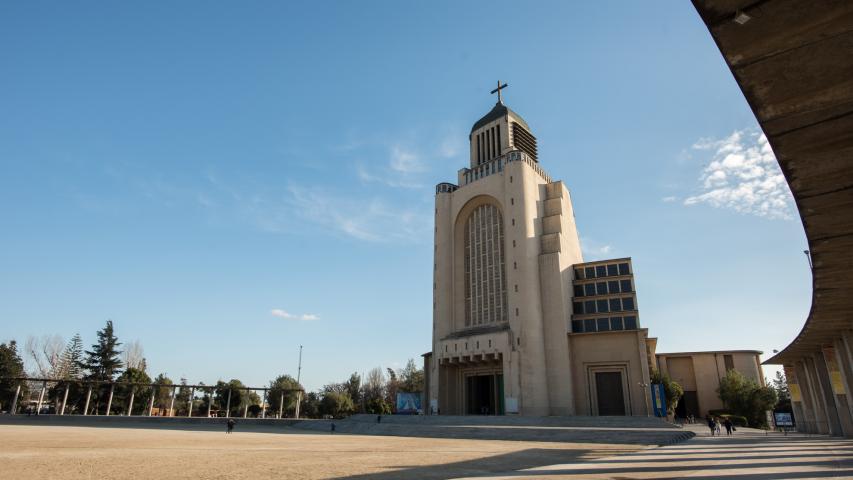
[423,87,657,416]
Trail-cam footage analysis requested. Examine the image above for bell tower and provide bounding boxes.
[468,82,538,169]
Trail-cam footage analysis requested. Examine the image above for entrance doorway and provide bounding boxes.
[595,371,626,415]
[675,390,699,419]
[466,374,504,415]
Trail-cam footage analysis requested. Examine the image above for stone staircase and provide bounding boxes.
[292,415,695,445]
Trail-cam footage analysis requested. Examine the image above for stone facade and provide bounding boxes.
[424,100,654,416]
[655,350,764,418]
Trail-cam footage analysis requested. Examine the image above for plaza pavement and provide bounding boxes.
[437,424,853,479]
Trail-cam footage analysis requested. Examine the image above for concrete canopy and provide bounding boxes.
[691,1,853,364]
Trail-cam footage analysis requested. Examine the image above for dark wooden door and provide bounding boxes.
[595,372,626,416]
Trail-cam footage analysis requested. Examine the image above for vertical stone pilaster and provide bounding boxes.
[798,359,823,433]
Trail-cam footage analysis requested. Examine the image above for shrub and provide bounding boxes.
[717,370,777,428]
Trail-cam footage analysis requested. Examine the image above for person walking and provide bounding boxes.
[723,418,733,436]
[707,416,716,436]
[715,417,722,435]
[226,418,236,434]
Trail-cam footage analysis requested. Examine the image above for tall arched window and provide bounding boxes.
[464,203,508,327]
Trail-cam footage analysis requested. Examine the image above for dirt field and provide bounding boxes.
[0,424,642,479]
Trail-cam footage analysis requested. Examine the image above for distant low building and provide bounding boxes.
[655,350,765,418]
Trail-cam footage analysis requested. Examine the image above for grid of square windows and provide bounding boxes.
[571,315,638,333]
[572,296,636,315]
[574,262,630,280]
[574,278,633,297]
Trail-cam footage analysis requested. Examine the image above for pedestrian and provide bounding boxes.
[331,422,336,434]
[226,418,236,434]
[723,418,733,436]
[715,417,722,434]
[707,416,716,436]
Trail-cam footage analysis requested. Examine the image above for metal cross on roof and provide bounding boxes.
[491,81,508,103]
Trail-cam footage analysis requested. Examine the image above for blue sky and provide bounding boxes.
[0,1,808,390]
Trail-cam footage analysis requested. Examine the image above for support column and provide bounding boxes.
[36,382,46,414]
[837,335,853,430]
[278,392,284,419]
[10,384,21,414]
[148,387,156,416]
[225,389,232,418]
[127,389,135,416]
[243,390,249,418]
[187,387,194,417]
[169,386,177,417]
[206,389,212,418]
[815,349,846,436]
[295,391,301,419]
[805,356,831,433]
[261,389,267,419]
[83,385,92,416]
[60,384,70,415]
[105,384,115,416]
[796,360,820,433]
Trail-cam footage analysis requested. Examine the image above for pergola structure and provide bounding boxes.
[2,377,304,420]
[692,1,853,437]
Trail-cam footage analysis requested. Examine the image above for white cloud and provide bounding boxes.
[286,185,431,243]
[271,309,319,321]
[389,146,424,173]
[684,130,793,220]
[581,237,614,260]
[661,196,677,203]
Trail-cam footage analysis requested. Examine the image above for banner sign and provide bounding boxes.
[650,383,666,417]
[396,392,422,414]
[822,346,846,395]
[784,365,802,402]
[774,412,794,426]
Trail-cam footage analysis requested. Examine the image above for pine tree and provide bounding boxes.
[83,320,123,381]
[60,333,85,380]
[0,340,27,411]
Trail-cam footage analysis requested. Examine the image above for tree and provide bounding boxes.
[344,372,361,409]
[385,368,399,411]
[717,370,778,428]
[366,396,392,414]
[47,334,87,414]
[123,340,145,372]
[82,321,123,414]
[83,320,123,381]
[214,379,248,417]
[320,391,354,418]
[650,369,684,417]
[0,341,27,412]
[59,334,85,380]
[174,378,191,416]
[114,367,152,415]
[771,371,792,413]
[299,391,321,418]
[152,373,174,415]
[399,359,424,393]
[24,334,65,377]
[267,374,303,417]
[363,367,386,413]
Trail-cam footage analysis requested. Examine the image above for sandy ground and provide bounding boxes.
[0,425,642,479]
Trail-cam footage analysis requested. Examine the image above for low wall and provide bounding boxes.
[0,414,303,431]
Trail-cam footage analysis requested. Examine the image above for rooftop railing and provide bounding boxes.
[435,150,552,194]
[461,150,551,186]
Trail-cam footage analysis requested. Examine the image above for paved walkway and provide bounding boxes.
[449,425,853,479]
